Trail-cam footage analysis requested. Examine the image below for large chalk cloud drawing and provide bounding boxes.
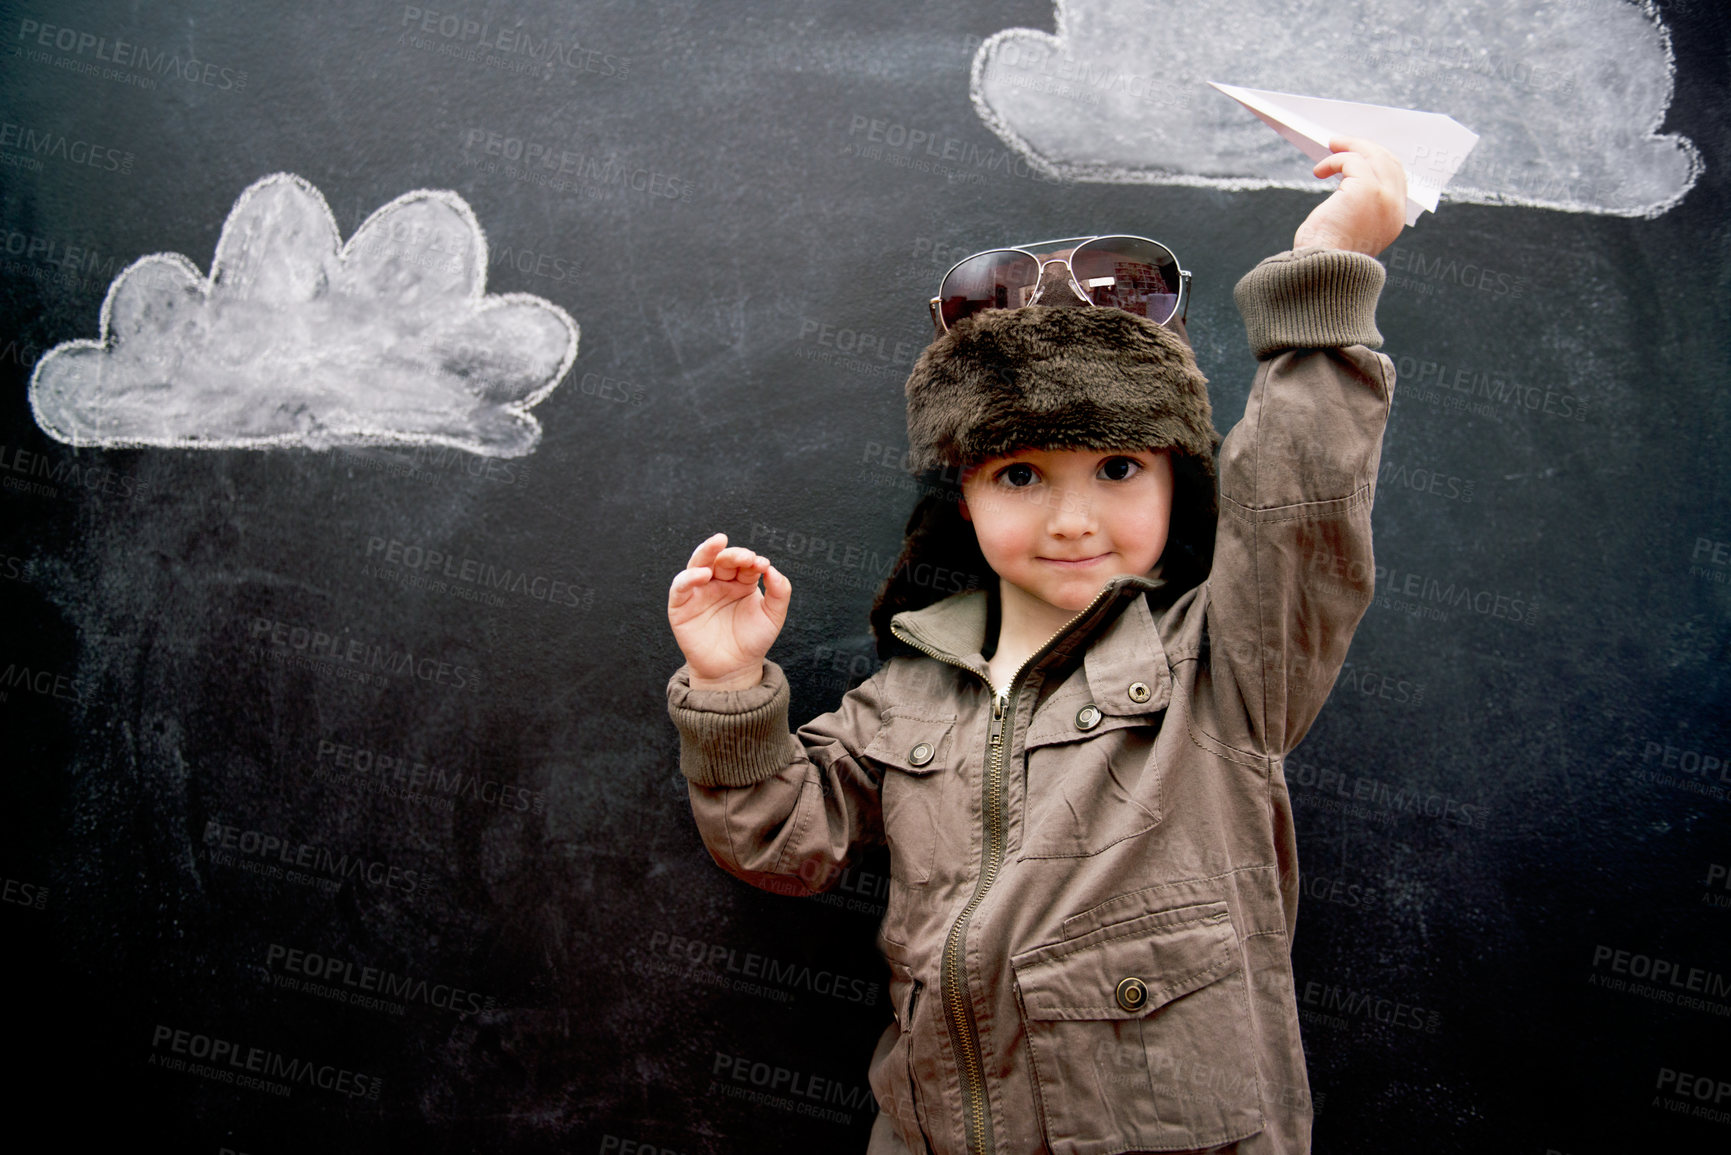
[972,0,1701,217]
[30,173,578,456]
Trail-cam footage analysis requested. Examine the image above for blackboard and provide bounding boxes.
[2,1,1727,1152]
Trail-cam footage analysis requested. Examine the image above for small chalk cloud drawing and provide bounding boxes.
[972,0,1701,217]
[29,173,577,457]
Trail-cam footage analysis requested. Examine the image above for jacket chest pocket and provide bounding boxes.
[865,711,957,886]
[1010,901,1265,1154]
[1020,722,1162,859]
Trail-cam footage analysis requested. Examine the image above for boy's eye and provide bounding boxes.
[1097,456,1141,481]
[997,463,1037,488]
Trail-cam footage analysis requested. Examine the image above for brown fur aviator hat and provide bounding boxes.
[904,305,1220,476]
[869,306,1223,655]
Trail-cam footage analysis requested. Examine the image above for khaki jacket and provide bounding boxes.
[668,249,1394,1155]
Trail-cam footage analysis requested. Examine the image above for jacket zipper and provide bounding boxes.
[890,583,1119,1155]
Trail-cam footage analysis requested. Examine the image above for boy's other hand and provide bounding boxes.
[669,533,791,691]
[1293,136,1408,258]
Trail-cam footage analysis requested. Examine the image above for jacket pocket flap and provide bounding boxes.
[1011,901,1237,1021]
[1024,708,1152,752]
[864,711,957,776]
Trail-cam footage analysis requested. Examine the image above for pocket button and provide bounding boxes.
[1128,681,1152,703]
[1075,704,1102,730]
[1115,976,1149,1012]
[908,742,934,767]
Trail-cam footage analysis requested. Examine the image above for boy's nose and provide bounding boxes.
[1027,260,1090,309]
[1046,487,1094,536]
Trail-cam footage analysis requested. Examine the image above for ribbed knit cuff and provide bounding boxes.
[667,662,793,787]
[1233,247,1386,359]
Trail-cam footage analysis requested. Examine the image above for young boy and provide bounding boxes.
[667,140,1406,1155]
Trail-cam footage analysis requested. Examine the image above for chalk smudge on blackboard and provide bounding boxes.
[28,172,579,457]
[971,0,1701,218]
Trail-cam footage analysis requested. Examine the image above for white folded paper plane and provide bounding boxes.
[1209,81,1480,225]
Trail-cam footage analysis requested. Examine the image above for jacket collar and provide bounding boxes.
[890,575,1173,715]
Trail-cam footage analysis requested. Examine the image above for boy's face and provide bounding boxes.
[959,447,1174,619]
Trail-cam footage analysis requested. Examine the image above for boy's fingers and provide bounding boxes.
[762,566,792,626]
[673,538,772,609]
[712,556,751,583]
[1350,145,1404,191]
[1318,140,1406,191]
[764,565,792,602]
[711,546,743,580]
[715,548,771,584]
[1314,149,1373,182]
[668,566,712,609]
[1329,135,1392,164]
[687,533,728,570]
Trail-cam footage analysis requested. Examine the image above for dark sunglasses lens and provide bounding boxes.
[938,251,1041,329]
[1069,238,1181,323]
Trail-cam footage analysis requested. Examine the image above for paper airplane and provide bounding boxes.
[1209,82,1480,225]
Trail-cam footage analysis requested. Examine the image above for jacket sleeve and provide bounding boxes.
[666,660,886,895]
[1204,247,1395,756]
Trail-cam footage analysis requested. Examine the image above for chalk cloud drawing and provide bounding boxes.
[971,0,1701,217]
[30,173,578,456]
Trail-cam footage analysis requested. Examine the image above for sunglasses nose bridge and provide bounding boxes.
[1027,258,1090,309]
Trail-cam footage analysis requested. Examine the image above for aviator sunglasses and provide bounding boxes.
[929,235,1191,335]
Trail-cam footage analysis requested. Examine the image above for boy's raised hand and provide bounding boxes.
[1293,136,1408,258]
[668,533,791,691]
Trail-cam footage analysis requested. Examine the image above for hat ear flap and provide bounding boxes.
[1154,453,1216,601]
[870,488,992,657]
